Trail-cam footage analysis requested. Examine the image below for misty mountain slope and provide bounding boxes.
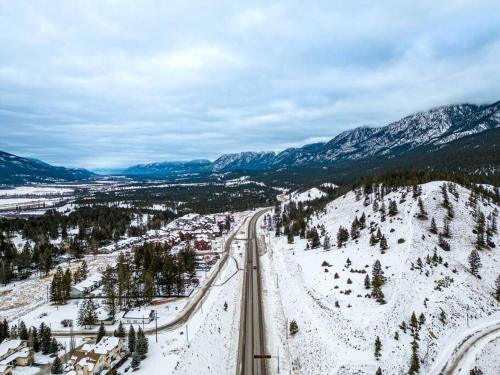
[0,150,95,185]
[210,151,277,172]
[120,100,500,181]
[122,159,212,176]
[260,182,499,375]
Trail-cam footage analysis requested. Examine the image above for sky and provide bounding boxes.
[1,1,500,170]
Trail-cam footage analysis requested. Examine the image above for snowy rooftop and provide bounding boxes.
[93,337,121,355]
[0,339,23,359]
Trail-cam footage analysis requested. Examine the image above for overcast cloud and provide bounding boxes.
[1,0,500,169]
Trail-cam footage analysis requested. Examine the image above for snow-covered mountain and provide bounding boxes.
[210,151,277,172]
[295,101,500,164]
[261,181,500,375]
[119,100,500,176]
[0,150,95,185]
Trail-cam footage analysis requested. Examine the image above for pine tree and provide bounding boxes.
[40,323,52,354]
[417,198,427,219]
[114,321,125,338]
[418,313,426,327]
[62,269,72,303]
[128,325,136,353]
[19,321,28,340]
[50,267,64,304]
[443,217,451,238]
[371,260,386,304]
[80,260,88,279]
[351,217,360,239]
[468,250,482,277]
[51,356,63,374]
[336,226,349,248]
[136,328,148,359]
[364,274,371,289]
[475,210,486,249]
[359,212,366,229]
[410,312,419,337]
[77,298,97,328]
[439,309,446,325]
[495,275,500,302]
[408,339,420,375]
[311,229,321,248]
[369,233,378,246]
[287,231,294,244]
[388,200,398,216]
[394,331,399,340]
[469,367,484,375]
[375,367,382,375]
[323,234,331,250]
[374,336,382,360]
[143,270,155,304]
[131,352,140,370]
[430,217,437,234]
[30,327,40,352]
[380,235,388,252]
[50,338,58,354]
[96,322,106,343]
[289,320,299,336]
[103,266,116,319]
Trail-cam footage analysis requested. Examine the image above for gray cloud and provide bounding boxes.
[1,0,500,169]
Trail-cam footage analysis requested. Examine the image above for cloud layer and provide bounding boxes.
[1,0,500,169]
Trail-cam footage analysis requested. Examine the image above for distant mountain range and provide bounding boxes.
[1,100,499,185]
[120,100,500,177]
[0,151,95,185]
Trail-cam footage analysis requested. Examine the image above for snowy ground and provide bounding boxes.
[472,335,500,375]
[260,181,500,374]
[0,254,115,322]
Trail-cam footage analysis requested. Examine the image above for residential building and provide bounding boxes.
[0,340,33,368]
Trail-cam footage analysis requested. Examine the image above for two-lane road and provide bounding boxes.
[237,208,270,375]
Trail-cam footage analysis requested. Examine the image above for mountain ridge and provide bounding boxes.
[121,100,500,175]
[0,150,95,185]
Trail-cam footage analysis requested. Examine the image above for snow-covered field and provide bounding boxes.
[260,181,500,374]
[0,186,74,197]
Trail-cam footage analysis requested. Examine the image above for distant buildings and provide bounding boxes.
[68,337,125,375]
[70,272,103,298]
[121,308,155,325]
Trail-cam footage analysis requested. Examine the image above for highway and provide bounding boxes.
[237,208,270,375]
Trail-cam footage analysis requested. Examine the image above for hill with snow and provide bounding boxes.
[0,150,95,185]
[260,181,499,374]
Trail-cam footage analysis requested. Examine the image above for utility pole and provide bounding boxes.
[186,324,189,342]
[286,318,288,340]
[155,312,158,343]
[277,347,280,374]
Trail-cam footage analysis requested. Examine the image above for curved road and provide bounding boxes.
[437,322,500,375]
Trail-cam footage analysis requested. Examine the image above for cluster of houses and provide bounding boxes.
[66,337,126,375]
[99,213,231,255]
[0,339,33,375]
